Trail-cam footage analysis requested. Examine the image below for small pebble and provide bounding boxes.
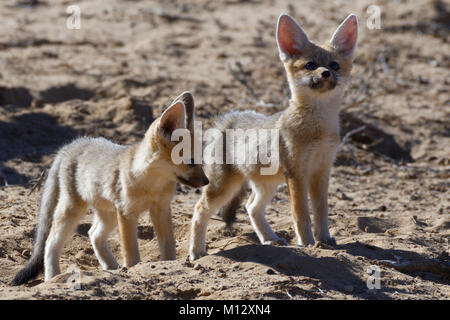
[198,290,211,297]
[92,287,104,296]
[266,268,275,275]
[437,157,447,165]
[193,263,202,270]
[429,59,438,67]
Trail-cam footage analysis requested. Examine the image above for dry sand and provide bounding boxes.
[0,0,449,299]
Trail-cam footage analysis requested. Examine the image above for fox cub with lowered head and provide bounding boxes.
[189,14,358,260]
[12,92,208,285]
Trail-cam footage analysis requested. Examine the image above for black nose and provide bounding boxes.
[322,70,330,78]
[203,177,209,186]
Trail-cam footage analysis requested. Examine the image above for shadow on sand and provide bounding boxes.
[215,241,448,299]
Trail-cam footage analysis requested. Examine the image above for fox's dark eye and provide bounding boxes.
[305,62,317,70]
[329,61,340,71]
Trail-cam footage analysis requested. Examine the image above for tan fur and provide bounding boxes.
[13,92,208,283]
[189,14,358,260]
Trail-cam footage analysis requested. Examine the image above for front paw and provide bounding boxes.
[324,237,337,246]
[314,237,337,247]
[263,237,288,246]
[298,237,315,247]
[102,262,120,271]
[189,249,207,261]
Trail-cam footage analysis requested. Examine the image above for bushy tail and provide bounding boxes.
[218,185,247,226]
[11,160,60,286]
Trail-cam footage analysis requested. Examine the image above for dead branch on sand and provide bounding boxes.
[377,252,450,278]
[339,125,366,148]
[27,170,47,196]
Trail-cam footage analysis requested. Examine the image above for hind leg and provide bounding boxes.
[189,176,244,261]
[44,200,87,281]
[89,210,119,270]
[246,181,286,245]
[245,191,255,210]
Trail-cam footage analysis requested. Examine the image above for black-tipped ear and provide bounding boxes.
[173,91,194,127]
[158,101,186,140]
[330,14,358,58]
[276,14,310,61]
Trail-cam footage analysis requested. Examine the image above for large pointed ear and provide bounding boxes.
[330,14,358,59]
[172,91,194,128]
[158,101,186,140]
[276,14,310,61]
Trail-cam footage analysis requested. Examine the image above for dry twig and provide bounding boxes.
[339,125,366,148]
[27,170,47,196]
[378,259,450,277]
[217,236,251,251]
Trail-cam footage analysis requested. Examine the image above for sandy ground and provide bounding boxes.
[0,0,449,300]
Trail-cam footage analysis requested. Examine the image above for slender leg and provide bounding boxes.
[44,200,87,281]
[309,167,336,245]
[287,176,315,246]
[189,193,225,261]
[149,203,176,260]
[245,191,255,210]
[116,210,140,267]
[189,178,244,261]
[246,182,285,245]
[89,210,119,270]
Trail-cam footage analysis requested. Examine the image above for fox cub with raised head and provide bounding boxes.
[12,92,209,285]
[189,14,358,260]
